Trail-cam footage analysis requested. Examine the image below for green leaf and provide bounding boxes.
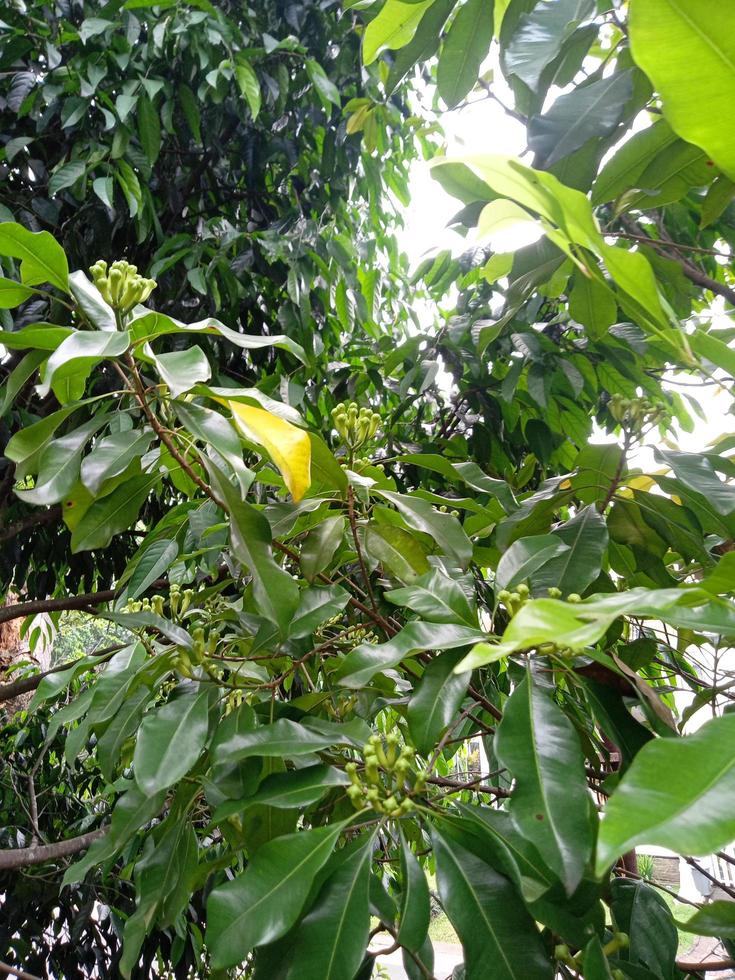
[592,118,679,206]
[71,472,160,552]
[38,330,130,401]
[436,0,494,109]
[530,504,609,597]
[234,57,261,120]
[92,176,115,209]
[407,651,470,756]
[495,672,593,894]
[568,273,617,339]
[337,621,485,689]
[284,833,374,980]
[301,515,344,581]
[378,490,472,568]
[0,276,34,308]
[655,449,735,516]
[48,160,86,197]
[676,901,735,939]
[362,0,435,65]
[596,712,735,873]
[306,59,340,109]
[63,783,166,885]
[432,826,552,980]
[137,92,161,165]
[495,534,570,594]
[385,567,477,626]
[133,689,209,795]
[397,830,431,953]
[570,443,624,506]
[178,83,202,144]
[629,0,735,180]
[529,70,634,169]
[215,718,364,765]
[503,0,595,91]
[701,175,735,228]
[363,523,431,584]
[5,399,96,469]
[15,416,108,505]
[690,328,735,378]
[153,345,211,398]
[174,401,254,498]
[610,878,677,979]
[68,270,117,331]
[214,766,350,820]
[206,822,345,970]
[288,585,350,639]
[125,538,179,600]
[0,222,69,293]
[205,459,299,635]
[0,323,74,351]
[582,937,614,980]
[80,428,155,496]
[0,350,47,417]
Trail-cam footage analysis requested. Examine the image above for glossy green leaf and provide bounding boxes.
[407,651,470,756]
[436,0,493,109]
[214,766,350,820]
[206,822,345,970]
[15,416,108,505]
[284,833,374,980]
[503,0,595,91]
[495,534,570,594]
[495,673,592,894]
[397,830,431,953]
[133,689,209,794]
[0,276,34,307]
[655,449,735,516]
[592,118,679,205]
[432,826,552,980]
[568,273,617,339]
[338,621,485,688]
[68,270,117,331]
[0,221,69,292]
[385,567,477,626]
[288,585,350,639]
[530,504,609,597]
[48,160,86,197]
[38,329,130,401]
[629,0,735,180]
[301,515,345,581]
[582,937,614,980]
[80,427,155,495]
[676,901,735,939]
[363,523,431,584]
[597,712,735,872]
[153,345,211,398]
[137,92,161,165]
[362,0,434,66]
[378,490,472,568]
[205,459,299,635]
[71,472,160,552]
[125,538,179,600]
[529,71,633,169]
[234,56,261,120]
[215,718,363,765]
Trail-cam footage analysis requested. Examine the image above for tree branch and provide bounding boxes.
[0,504,62,543]
[0,961,43,980]
[0,828,106,871]
[0,645,122,704]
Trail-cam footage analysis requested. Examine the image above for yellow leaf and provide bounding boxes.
[227,401,311,502]
[625,475,656,492]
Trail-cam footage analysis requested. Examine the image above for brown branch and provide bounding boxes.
[0,504,62,543]
[0,961,43,980]
[600,429,631,512]
[0,589,117,626]
[686,858,735,900]
[0,645,122,704]
[0,828,106,871]
[676,960,735,974]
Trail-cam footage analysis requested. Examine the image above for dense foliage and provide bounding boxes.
[2,1,735,978]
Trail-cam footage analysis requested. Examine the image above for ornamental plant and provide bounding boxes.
[1,1,735,979]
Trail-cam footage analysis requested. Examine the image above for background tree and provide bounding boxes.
[2,1,735,979]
